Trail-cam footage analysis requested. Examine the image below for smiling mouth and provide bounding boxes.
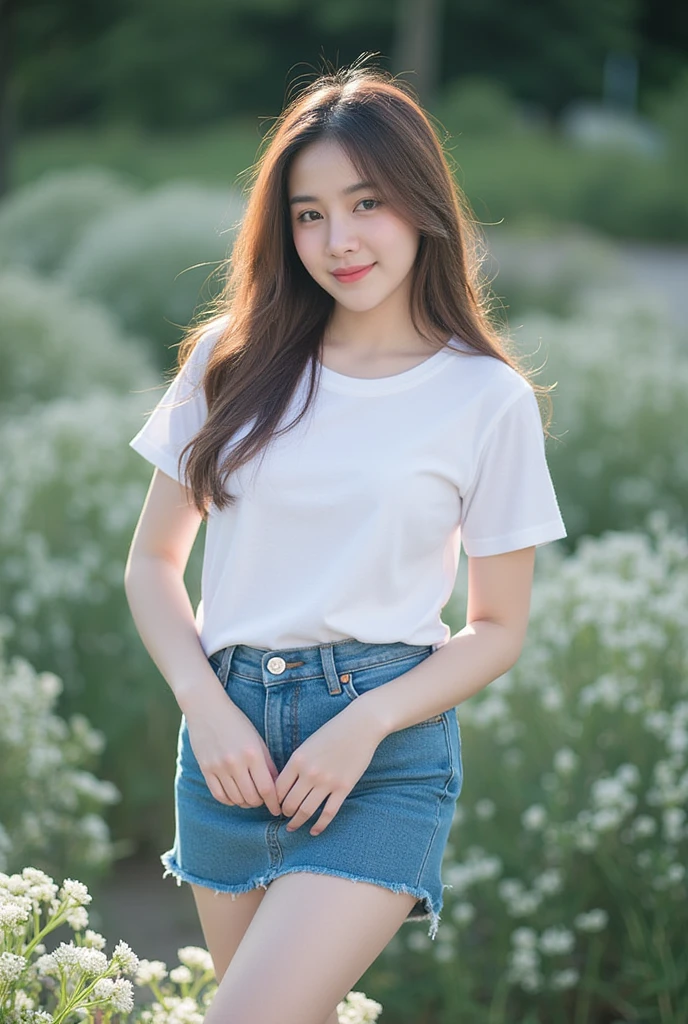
[331,264,375,283]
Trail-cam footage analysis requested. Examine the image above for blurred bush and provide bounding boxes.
[648,68,688,168]
[57,181,245,362]
[375,517,688,1022]
[0,167,139,276]
[0,384,203,852]
[519,287,688,541]
[483,223,629,320]
[434,76,527,140]
[0,268,152,417]
[0,618,120,884]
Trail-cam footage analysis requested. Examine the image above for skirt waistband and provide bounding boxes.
[209,638,436,689]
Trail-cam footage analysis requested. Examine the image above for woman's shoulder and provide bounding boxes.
[446,335,533,403]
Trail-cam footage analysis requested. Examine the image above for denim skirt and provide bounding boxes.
[161,638,463,940]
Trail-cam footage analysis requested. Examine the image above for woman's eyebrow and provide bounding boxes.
[289,181,375,206]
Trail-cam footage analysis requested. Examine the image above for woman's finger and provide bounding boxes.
[309,792,345,835]
[285,785,324,831]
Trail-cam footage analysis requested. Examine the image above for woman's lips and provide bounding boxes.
[331,263,375,283]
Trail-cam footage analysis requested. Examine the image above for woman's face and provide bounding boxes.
[288,139,420,314]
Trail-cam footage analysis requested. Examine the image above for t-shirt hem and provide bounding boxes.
[462,521,568,557]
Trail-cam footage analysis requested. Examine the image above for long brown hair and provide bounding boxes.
[175,59,554,519]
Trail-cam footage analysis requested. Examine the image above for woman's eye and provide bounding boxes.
[296,198,381,223]
[357,198,381,211]
[296,210,322,223]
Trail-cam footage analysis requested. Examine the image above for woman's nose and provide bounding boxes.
[327,218,360,256]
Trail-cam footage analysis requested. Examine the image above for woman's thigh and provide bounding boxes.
[202,870,417,1024]
[190,882,268,982]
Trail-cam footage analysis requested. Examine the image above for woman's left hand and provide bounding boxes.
[275,704,384,836]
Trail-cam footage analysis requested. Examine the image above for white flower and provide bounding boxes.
[0,951,27,982]
[475,799,496,820]
[337,989,384,1023]
[499,879,525,901]
[511,927,538,948]
[110,977,135,1013]
[553,747,578,774]
[111,939,139,975]
[630,814,657,839]
[34,953,59,977]
[539,926,575,956]
[534,869,563,895]
[510,947,540,971]
[177,946,214,973]
[170,965,193,985]
[667,863,685,884]
[83,929,106,949]
[77,947,109,976]
[52,942,83,970]
[135,959,169,985]
[574,909,609,933]
[450,901,475,925]
[65,906,89,930]
[93,978,115,999]
[58,879,92,907]
[522,805,547,831]
[662,807,686,843]
[615,763,640,787]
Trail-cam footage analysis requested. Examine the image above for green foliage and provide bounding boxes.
[12,0,686,128]
[0,624,119,883]
[0,168,138,277]
[14,123,688,243]
[434,76,526,140]
[647,68,688,166]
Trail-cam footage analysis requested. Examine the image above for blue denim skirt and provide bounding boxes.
[161,638,463,940]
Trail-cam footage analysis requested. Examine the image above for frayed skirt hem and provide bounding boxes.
[160,850,448,940]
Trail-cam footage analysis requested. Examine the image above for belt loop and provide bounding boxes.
[219,644,238,687]
[319,643,343,695]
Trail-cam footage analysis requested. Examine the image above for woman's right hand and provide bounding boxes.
[184,690,283,816]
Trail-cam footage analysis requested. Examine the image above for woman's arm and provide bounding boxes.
[123,467,228,716]
[349,546,536,738]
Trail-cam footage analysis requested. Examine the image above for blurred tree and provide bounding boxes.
[3,0,688,144]
[0,0,17,198]
[392,0,445,106]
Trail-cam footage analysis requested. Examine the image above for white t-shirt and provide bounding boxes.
[129,319,567,655]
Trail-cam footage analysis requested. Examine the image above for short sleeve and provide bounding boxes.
[460,386,567,557]
[128,325,219,484]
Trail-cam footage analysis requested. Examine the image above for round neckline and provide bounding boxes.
[317,338,466,396]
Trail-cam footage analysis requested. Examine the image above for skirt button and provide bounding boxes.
[267,656,286,674]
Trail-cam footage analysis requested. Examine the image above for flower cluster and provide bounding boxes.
[387,517,687,1020]
[0,625,119,877]
[1,868,382,1023]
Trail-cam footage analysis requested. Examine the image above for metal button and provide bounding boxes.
[267,656,286,675]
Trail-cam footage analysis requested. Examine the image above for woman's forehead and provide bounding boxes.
[288,140,362,193]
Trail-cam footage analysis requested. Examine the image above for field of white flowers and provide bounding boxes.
[0,168,685,1022]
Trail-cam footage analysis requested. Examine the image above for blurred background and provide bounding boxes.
[1,1,687,1021]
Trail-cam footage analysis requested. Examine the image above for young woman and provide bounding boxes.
[125,61,567,1024]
